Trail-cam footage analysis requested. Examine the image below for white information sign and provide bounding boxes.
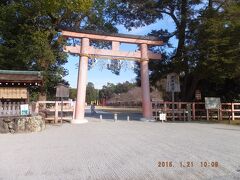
[159,113,166,121]
[20,104,29,116]
[205,97,221,109]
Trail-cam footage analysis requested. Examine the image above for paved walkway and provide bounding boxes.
[0,120,240,180]
[85,109,142,121]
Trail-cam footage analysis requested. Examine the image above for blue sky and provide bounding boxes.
[63,16,176,89]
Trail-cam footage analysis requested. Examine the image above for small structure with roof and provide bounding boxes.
[0,70,42,116]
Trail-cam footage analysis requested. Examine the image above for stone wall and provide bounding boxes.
[0,116,45,134]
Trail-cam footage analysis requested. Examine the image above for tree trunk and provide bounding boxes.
[181,74,200,101]
[186,76,200,101]
[175,0,188,60]
[208,0,213,9]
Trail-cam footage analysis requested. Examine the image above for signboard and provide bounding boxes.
[0,87,27,99]
[56,84,69,98]
[205,97,221,109]
[195,89,201,100]
[56,83,69,124]
[159,113,166,121]
[20,104,29,116]
[166,73,180,92]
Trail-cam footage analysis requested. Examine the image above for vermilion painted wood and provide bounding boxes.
[62,30,164,122]
[63,45,162,60]
[73,38,90,123]
[140,44,152,119]
[33,100,240,122]
[62,31,164,45]
[152,101,240,121]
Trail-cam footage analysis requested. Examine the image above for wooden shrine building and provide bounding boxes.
[0,70,42,103]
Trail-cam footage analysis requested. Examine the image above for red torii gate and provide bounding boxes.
[61,29,163,124]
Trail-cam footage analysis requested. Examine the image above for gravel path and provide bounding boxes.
[0,120,240,180]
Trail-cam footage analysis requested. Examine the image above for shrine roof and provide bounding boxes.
[0,70,42,85]
[0,70,42,76]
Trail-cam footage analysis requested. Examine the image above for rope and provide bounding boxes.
[79,53,143,61]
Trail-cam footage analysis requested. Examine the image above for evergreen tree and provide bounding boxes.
[111,0,240,101]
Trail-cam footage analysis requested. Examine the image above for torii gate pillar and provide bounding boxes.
[140,44,152,119]
[72,37,89,124]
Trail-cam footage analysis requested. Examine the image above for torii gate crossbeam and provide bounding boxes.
[61,29,163,123]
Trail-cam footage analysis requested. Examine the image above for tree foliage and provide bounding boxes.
[1,0,239,102]
[186,0,240,101]
[0,0,117,99]
[113,0,240,101]
[99,81,135,100]
[69,82,99,104]
[86,82,99,104]
[70,81,135,104]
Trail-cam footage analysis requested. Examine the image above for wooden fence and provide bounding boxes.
[3,100,239,122]
[35,101,75,123]
[152,101,240,121]
[0,102,25,117]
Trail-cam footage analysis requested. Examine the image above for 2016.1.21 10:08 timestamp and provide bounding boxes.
[158,161,219,168]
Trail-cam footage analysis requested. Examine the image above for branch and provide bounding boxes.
[157,9,180,28]
[215,4,224,12]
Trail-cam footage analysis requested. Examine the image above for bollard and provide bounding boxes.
[100,114,102,120]
[127,116,130,121]
[114,113,117,122]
